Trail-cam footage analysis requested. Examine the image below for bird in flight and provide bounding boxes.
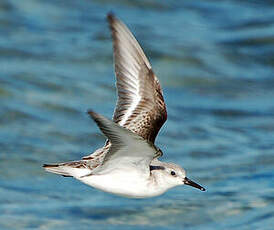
[43,13,205,198]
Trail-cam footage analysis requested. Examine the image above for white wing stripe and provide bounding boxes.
[119,83,141,126]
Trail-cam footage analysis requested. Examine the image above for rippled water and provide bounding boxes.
[1,0,274,229]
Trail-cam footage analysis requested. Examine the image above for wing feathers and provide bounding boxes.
[108,14,167,143]
[87,110,156,169]
[82,14,166,162]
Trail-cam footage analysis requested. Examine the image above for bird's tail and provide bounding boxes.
[43,163,72,177]
[43,161,91,178]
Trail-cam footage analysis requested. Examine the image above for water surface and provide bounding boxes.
[1,0,274,229]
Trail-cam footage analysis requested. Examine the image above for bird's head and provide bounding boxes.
[150,162,205,191]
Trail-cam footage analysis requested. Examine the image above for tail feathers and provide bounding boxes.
[43,161,93,178]
[43,163,72,177]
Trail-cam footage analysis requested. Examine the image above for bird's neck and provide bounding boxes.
[148,170,171,194]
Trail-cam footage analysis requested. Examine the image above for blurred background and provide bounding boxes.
[1,0,274,229]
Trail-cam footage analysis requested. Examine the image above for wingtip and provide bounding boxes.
[87,109,96,117]
[87,109,101,121]
[107,12,115,24]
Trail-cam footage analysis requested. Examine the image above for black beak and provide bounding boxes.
[184,177,206,191]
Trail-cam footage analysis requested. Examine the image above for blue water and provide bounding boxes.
[1,0,274,229]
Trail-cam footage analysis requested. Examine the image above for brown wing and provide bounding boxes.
[108,13,167,143]
[83,14,166,162]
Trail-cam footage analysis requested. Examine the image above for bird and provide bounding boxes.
[43,13,205,198]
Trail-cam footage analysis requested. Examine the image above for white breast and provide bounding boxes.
[77,169,166,198]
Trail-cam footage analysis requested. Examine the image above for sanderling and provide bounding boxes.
[43,13,205,198]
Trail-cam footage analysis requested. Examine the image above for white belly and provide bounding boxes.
[77,170,164,198]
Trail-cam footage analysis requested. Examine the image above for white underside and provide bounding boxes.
[73,169,166,198]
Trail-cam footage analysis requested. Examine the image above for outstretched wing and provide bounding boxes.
[82,14,166,162]
[108,14,167,143]
[87,110,157,173]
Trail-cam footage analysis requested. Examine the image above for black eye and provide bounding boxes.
[171,171,176,176]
